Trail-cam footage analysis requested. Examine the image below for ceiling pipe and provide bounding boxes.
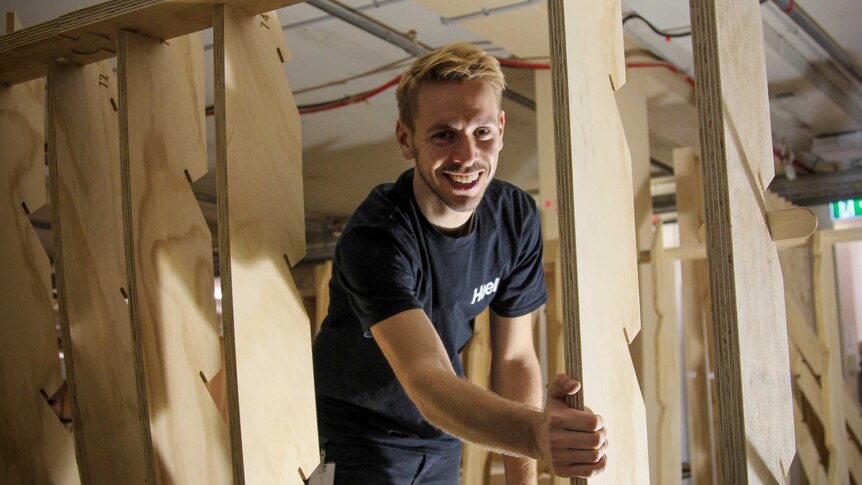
[439,0,543,26]
[306,0,537,111]
[767,0,862,86]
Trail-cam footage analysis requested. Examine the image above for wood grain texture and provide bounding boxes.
[0,12,79,484]
[792,397,829,485]
[673,147,717,485]
[118,30,231,483]
[461,309,492,485]
[651,225,681,485]
[215,6,318,483]
[313,261,332,339]
[766,208,817,242]
[546,1,647,483]
[48,59,153,484]
[812,234,849,484]
[688,1,795,482]
[0,0,303,86]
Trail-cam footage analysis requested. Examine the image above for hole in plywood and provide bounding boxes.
[276,47,285,63]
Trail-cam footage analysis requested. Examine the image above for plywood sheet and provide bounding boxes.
[651,226,681,485]
[461,310,492,485]
[688,1,795,482]
[117,30,231,483]
[48,59,152,484]
[546,1,647,483]
[0,13,79,483]
[214,6,318,483]
[672,147,716,485]
[0,0,303,86]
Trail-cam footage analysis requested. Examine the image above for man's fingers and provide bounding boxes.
[551,408,604,432]
[548,374,581,400]
[552,439,609,466]
[555,455,608,478]
[550,428,607,450]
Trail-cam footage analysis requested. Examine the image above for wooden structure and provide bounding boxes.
[0,2,316,483]
[547,1,649,483]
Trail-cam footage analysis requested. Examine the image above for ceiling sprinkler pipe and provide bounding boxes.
[768,0,862,85]
[439,0,544,26]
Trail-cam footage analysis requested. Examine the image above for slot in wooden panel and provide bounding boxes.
[689,0,795,481]
[546,1,648,483]
[118,30,231,483]
[215,5,318,483]
[48,58,153,483]
[0,12,80,484]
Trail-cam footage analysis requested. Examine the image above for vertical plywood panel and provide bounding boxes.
[546,1,648,483]
[214,6,318,483]
[461,310,492,485]
[0,19,79,484]
[812,234,849,484]
[673,147,717,485]
[48,59,153,483]
[118,30,231,483]
[689,1,795,482]
[651,226,681,485]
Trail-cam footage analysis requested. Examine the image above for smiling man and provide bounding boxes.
[312,42,608,484]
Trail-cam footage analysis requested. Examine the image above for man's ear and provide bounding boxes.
[395,119,416,160]
[498,110,506,148]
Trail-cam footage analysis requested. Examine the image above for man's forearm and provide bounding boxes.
[492,357,544,485]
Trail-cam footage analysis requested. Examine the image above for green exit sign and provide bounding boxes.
[830,199,862,220]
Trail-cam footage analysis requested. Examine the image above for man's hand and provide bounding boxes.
[537,374,608,478]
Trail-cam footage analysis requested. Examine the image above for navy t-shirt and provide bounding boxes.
[313,168,548,452]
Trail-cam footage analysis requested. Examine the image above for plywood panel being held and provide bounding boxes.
[0,12,80,484]
[688,1,795,482]
[214,5,318,483]
[118,30,231,483]
[546,0,648,483]
[48,58,153,484]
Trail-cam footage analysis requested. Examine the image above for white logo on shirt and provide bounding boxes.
[471,278,500,305]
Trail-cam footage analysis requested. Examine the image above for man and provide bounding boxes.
[313,42,608,484]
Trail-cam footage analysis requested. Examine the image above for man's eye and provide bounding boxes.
[433,131,453,140]
[476,128,493,138]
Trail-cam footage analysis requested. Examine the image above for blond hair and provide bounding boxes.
[396,42,506,130]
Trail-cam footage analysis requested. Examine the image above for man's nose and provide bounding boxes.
[452,135,476,165]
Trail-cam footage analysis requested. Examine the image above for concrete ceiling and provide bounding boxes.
[4,0,861,227]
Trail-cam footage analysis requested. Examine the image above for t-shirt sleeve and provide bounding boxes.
[333,225,423,332]
[490,204,548,318]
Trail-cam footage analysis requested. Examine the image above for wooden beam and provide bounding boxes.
[0,12,80,483]
[785,293,826,377]
[673,147,717,485]
[117,30,231,482]
[813,234,849,484]
[215,6,317,482]
[846,387,862,445]
[461,309,492,485]
[0,0,304,86]
[546,1,648,483]
[689,0,796,482]
[48,58,152,483]
[651,224,682,485]
[792,396,829,485]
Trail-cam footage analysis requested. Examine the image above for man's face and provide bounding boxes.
[396,79,505,215]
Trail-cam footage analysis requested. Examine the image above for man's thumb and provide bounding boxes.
[548,373,581,400]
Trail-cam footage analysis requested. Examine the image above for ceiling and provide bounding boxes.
[4,0,862,247]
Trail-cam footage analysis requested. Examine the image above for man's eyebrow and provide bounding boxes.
[424,120,498,132]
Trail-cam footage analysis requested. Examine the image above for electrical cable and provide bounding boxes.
[622,0,770,40]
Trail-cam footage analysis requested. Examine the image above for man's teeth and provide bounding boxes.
[449,173,479,184]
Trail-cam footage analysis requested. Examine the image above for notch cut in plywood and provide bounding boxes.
[48,58,152,484]
[118,30,231,483]
[0,11,80,484]
[215,6,318,483]
[689,0,795,482]
[546,1,648,483]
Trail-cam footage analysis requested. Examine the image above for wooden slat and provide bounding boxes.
[813,234,850,484]
[846,387,862,444]
[673,146,716,485]
[766,207,817,242]
[117,30,231,482]
[313,261,332,339]
[0,12,80,483]
[546,1,648,483]
[794,349,826,422]
[215,6,318,483]
[847,438,862,485]
[819,226,862,246]
[461,309,492,485]
[689,1,795,482]
[48,58,152,483]
[651,225,682,485]
[793,397,829,485]
[785,292,826,377]
[0,0,303,86]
